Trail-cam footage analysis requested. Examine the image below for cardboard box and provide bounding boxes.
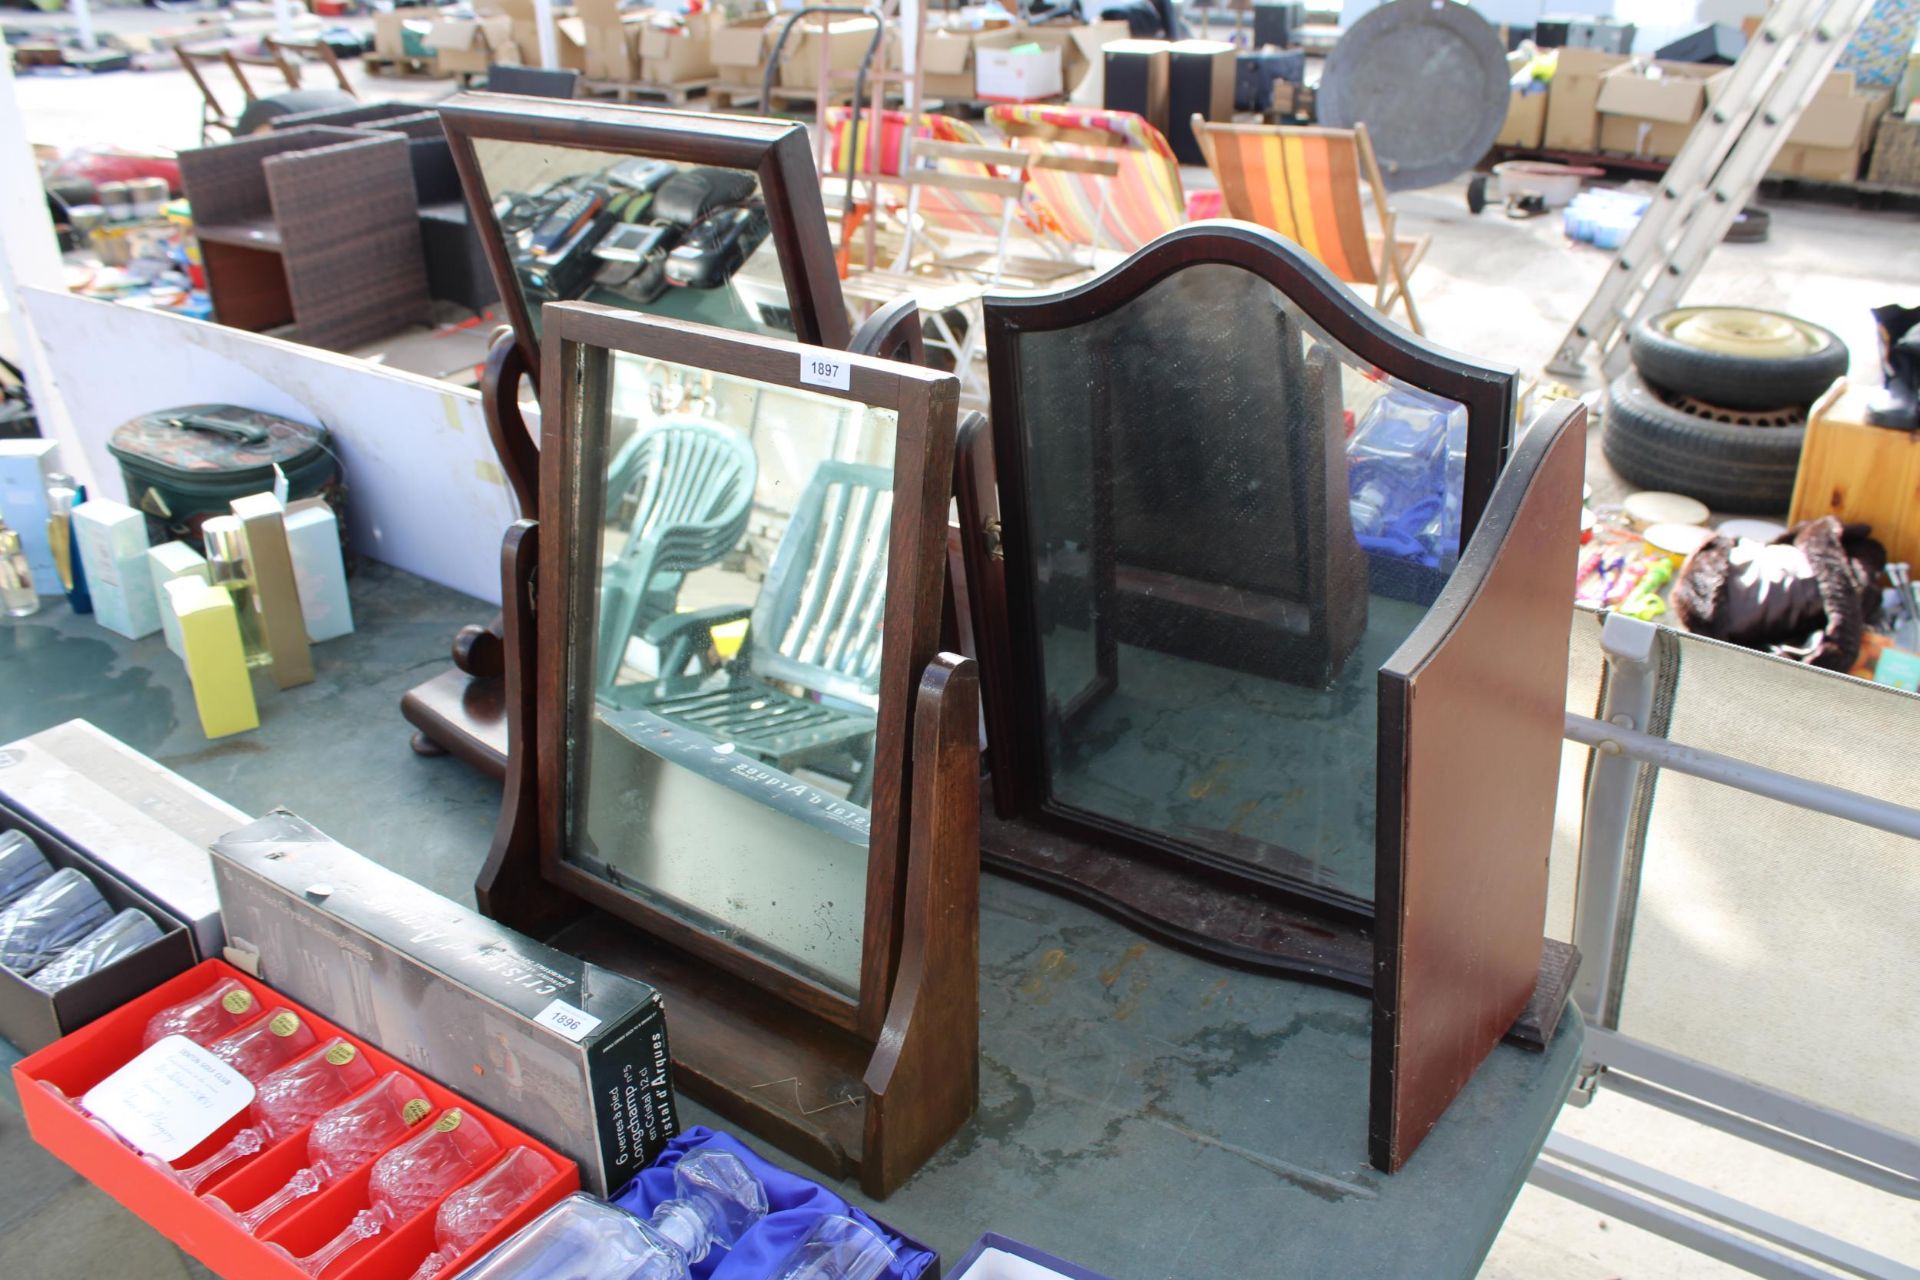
[1497,85,1548,148]
[1543,47,1628,151]
[778,16,879,91]
[1775,142,1863,182]
[146,541,208,658]
[1596,61,1727,158]
[0,438,61,592]
[372,12,434,62]
[73,498,159,640]
[169,581,260,740]
[952,1233,1116,1280]
[230,493,313,689]
[212,812,679,1195]
[711,12,777,75]
[283,499,352,644]
[975,27,1066,102]
[487,0,587,73]
[14,959,578,1280]
[917,25,977,101]
[577,0,649,82]
[425,15,517,75]
[1064,20,1130,106]
[640,11,716,84]
[0,718,242,961]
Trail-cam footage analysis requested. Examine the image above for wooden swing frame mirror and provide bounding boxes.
[956,222,1587,1169]
[404,94,858,778]
[480,304,979,1198]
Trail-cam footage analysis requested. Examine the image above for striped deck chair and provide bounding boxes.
[824,107,1070,285]
[987,104,1214,257]
[1192,119,1430,335]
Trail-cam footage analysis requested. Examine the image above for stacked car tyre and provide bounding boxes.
[1605,306,1847,513]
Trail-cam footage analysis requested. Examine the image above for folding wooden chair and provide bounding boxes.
[178,45,256,144]
[261,36,357,97]
[1191,117,1429,335]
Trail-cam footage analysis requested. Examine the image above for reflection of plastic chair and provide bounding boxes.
[596,420,758,691]
[639,461,892,802]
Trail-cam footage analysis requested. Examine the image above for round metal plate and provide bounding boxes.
[1318,0,1511,191]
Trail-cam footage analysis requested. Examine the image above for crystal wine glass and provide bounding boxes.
[143,977,260,1049]
[406,1147,556,1279]
[170,1039,377,1193]
[207,1007,319,1082]
[208,1072,432,1234]
[286,1108,501,1278]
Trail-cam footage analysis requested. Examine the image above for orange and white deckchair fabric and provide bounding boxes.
[1192,118,1429,334]
[986,104,1211,253]
[824,107,1013,239]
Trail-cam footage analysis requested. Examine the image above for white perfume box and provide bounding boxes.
[284,498,353,643]
[147,541,210,658]
[72,499,160,639]
[0,439,61,591]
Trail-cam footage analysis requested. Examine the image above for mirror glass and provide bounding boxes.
[566,352,899,996]
[1010,264,1469,906]
[472,138,797,342]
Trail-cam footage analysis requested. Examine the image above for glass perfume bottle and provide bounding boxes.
[44,473,91,614]
[286,1108,501,1277]
[407,1147,557,1279]
[143,977,259,1049]
[170,1038,377,1192]
[0,514,38,617]
[209,1073,433,1234]
[457,1152,768,1280]
[201,515,269,667]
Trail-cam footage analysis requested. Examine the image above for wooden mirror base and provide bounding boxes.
[400,640,509,776]
[982,802,1577,1052]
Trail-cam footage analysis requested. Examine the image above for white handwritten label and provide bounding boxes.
[799,353,851,391]
[533,999,603,1043]
[81,1035,255,1160]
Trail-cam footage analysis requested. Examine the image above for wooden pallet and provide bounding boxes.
[708,81,917,113]
[580,76,715,107]
[363,54,447,79]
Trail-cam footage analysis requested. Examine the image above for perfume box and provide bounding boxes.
[148,541,210,658]
[0,717,242,962]
[230,493,313,687]
[951,1235,1115,1280]
[0,438,60,589]
[284,498,353,643]
[211,812,679,1196]
[73,498,160,639]
[169,579,261,739]
[14,959,578,1280]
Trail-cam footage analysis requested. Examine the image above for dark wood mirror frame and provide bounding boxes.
[403,94,859,780]
[955,222,1585,1171]
[478,305,980,1197]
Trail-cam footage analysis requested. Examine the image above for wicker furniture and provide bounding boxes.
[269,103,498,313]
[180,126,433,351]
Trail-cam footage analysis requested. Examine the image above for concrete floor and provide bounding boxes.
[5,17,1920,1278]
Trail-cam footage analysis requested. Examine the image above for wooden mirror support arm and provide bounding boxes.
[862,652,981,1198]
[849,296,927,366]
[399,329,538,773]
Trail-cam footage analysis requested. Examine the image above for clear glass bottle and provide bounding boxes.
[0,515,38,617]
[201,515,270,667]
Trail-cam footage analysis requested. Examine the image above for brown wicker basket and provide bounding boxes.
[1867,113,1920,190]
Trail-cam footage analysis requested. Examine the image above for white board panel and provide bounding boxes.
[21,288,519,605]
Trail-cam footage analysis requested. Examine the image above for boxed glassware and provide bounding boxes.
[13,959,577,1280]
[949,1235,1113,1280]
[211,812,679,1197]
[0,717,240,959]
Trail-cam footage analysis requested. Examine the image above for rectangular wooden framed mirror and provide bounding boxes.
[481,304,978,1194]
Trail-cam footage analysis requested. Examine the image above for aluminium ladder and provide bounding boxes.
[1547,0,1874,381]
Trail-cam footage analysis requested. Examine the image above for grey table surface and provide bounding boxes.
[0,563,1579,1279]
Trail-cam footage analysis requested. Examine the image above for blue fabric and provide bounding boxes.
[612,1127,936,1280]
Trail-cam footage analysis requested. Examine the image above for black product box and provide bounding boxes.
[0,801,199,1053]
[210,811,678,1196]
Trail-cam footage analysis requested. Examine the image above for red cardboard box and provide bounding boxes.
[13,960,579,1280]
